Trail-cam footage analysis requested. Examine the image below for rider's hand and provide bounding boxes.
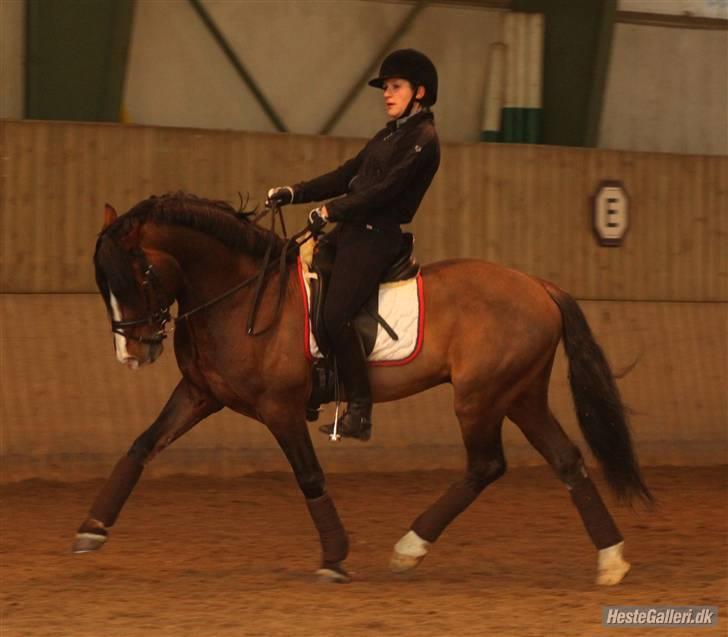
[266,186,294,207]
[307,207,328,235]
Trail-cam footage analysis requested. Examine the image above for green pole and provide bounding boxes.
[26,0,135,121]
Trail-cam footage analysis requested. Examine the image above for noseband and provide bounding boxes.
[110,262,172,345]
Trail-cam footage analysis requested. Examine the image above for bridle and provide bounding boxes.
[110,260,172,345]
[108,205,312,345]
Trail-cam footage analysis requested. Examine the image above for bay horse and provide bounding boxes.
[73,193,652,585]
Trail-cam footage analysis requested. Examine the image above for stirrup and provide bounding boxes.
[319,409,372,442]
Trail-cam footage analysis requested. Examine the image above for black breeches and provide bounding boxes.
[322,226,402,345]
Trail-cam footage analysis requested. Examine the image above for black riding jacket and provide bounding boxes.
[293,111,440,230]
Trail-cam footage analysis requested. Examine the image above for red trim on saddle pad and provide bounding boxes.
[296,258,314,362]
[295,257,425,367]
[369,273,425,367]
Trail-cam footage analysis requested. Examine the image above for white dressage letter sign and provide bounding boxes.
[593,181,629,247]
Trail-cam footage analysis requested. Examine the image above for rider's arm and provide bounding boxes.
[293,144,368,204]
[326,138,439,223]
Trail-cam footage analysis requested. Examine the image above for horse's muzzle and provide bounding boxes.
[118,342,163,369]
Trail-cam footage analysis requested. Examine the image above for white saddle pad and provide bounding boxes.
[296,258,424,366]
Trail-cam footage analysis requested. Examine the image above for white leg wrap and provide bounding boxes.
[390,530,430,573]
[597,541,631,586]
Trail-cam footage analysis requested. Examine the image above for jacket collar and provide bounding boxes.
[386,109,433,132]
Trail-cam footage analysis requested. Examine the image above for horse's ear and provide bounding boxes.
[103,203,118,230]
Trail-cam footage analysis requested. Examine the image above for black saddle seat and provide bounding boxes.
[381,233,420,282]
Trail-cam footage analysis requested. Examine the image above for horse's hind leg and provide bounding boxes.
[507,379,629,585]
[72,379,221,553]
[391,396,506,573]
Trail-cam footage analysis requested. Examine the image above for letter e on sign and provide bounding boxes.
[593,181,629,247]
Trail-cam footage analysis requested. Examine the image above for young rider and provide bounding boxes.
[266,49,440,441]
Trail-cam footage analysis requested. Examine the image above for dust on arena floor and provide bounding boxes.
[1,465,725,637]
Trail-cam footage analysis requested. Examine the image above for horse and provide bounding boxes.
[73,192,652,585]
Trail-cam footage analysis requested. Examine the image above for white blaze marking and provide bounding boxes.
[109,292,131,363]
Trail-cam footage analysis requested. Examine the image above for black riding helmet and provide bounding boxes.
[368,49,438,107]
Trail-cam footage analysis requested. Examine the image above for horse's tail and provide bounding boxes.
[541,281,653,506]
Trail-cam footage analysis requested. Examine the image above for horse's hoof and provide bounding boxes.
[72,532,107,554]
[390,550,426,573]
[596,541,631,585]
[315,565,351,583]
[596,561,631,586]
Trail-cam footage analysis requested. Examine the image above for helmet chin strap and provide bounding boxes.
[393,86,424,127]
[401,87,421,118]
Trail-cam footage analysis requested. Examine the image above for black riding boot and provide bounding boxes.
[319,324,373,441]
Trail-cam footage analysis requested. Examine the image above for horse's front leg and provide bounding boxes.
[72,378,221,553]
[264,407,350,583]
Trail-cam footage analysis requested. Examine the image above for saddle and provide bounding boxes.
[305,232,420,420]
[308,232,420,357]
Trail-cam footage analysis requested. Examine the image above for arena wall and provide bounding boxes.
[1,120,725,481]
[2,120,726,300]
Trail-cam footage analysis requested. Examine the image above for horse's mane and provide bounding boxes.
[101,192,284,255]
[94,192,288,303]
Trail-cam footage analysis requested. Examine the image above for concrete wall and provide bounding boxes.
[0,0,25,119]
[3,0,727,153]
[600,22,728,156]
[124,0,503,142]
[1,120,726,481]
[619,0,728,19]
[124,0,728,153]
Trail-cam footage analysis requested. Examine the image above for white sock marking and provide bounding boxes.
[394,530,430,557]
[598,541,626,568]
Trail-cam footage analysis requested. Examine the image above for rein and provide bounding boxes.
[110,260,173,345]
[174,205,311,335]
[109,205,312,344]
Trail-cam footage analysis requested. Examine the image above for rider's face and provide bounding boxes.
[383,78,418,119]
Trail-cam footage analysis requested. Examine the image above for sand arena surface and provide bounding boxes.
[1,466,725,636]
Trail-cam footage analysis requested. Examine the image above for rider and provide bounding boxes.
[267,49,440,441]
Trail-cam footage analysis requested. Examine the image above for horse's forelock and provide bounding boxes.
[94,235,140,307]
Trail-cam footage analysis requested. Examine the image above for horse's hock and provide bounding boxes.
[1,120,727,481]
